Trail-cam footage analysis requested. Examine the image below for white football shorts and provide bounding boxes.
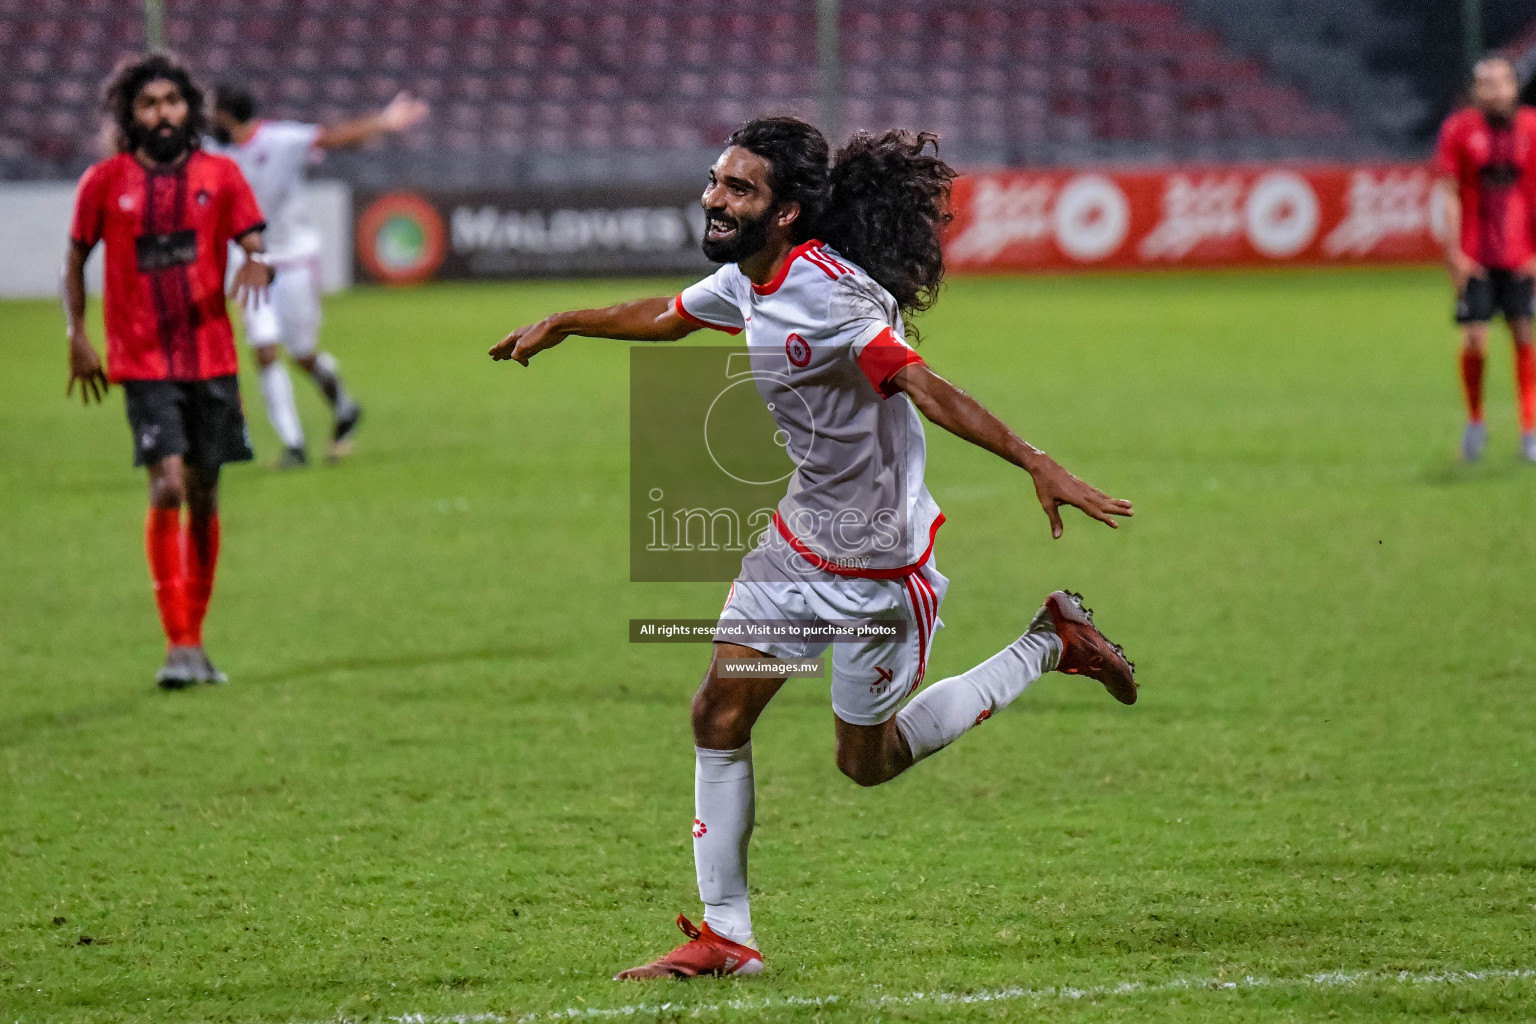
[715,536,948,727]
[242,257,323,358]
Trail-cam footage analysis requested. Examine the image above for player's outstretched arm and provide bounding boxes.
[890,361,1132,538]
[61,240,108,405]
[489,297,697,366]
[314,91,429,150]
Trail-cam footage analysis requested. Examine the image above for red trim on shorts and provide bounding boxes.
[672,293,742,335]
[771,510,945,579]
[916,571,938,678]
[902,578,924,688]
[856,327,926,398]
[915,570,940,693]
[898,561,939,696]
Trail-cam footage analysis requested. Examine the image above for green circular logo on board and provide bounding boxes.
[375,215,427,272]
[356,193,446,285]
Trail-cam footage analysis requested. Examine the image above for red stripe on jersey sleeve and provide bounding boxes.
[672,293,743,335]
[803,249,840,280]
[816,246,852,275]
[856,327,925,397]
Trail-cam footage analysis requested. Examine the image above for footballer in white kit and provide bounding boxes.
[678,243,950,728]
[490,117,1139,980]
[209,84,428,466]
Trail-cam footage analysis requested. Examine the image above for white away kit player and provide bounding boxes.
[489,117,1139,979]
[209,84,429,466]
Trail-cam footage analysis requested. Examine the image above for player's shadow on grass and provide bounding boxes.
[0,697,144,748]
[1420,455,1530,486]
[0,645,555,747]
[238,643,559,685]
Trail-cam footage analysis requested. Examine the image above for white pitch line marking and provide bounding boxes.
[374,965,1536,1023]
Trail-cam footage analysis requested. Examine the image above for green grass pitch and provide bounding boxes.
[2,267,1534,1023]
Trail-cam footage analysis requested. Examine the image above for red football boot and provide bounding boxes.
[1031,590,1138,705]
[614,915,764,980]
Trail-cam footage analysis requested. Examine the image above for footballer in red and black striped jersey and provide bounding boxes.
[63,52,276,689]
[1434,56,1536,463]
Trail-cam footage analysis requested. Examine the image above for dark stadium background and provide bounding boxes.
[3,0,1534,188]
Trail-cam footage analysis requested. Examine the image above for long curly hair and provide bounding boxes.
[725,117,957,330]
[102,51,206,154]
[825,129,956,325]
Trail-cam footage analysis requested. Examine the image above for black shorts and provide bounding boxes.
[1455,270,1535,324]
[122,375,254,469]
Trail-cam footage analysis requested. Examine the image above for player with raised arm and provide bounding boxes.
[63,53,274,688]
[208,84,429,466]
[489,117,1137,979]
[1435,56,1536,463]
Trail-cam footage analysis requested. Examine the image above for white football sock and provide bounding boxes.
[259,360,305,450]
[896,631,1062,763]
[694,743,755,947]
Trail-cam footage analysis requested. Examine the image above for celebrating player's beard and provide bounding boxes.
[132,119,196,164]
[701,205,773,263]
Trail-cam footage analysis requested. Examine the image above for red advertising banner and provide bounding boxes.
[944,164,1444,272]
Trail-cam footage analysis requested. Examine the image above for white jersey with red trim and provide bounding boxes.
[676,239,943,576]
[207,120,323,264]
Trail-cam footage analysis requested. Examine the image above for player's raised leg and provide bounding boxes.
[839,591,1134,785]
[615,643,776,979]
[295,350,361,461]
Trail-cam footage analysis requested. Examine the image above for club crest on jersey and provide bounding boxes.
[195,189,211,206]
[118,194,135,212]
[785,332,811,367]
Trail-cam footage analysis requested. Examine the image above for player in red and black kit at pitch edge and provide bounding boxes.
[1435,56,1536,463]
[63,53,276,687]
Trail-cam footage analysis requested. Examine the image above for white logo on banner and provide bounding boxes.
[947,178,1054,261]
[1323,169,1433,256]
[1246,172,1320,258]
[1054,175,1130,261]
[1139,175,1245,259]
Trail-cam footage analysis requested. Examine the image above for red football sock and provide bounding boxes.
[1516,344,1536,433]
[145,507,193,649]
[183,511,220,647]
[1461,348,1486,424]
